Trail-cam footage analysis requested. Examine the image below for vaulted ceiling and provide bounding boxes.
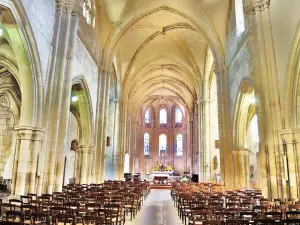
[99,0,230,118]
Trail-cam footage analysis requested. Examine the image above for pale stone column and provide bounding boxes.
[214,68,233,186]
[28,128,45,194]
[245,0,284,198]
[11,126,33,196]
[115,100,124,180]
[197,100,203,181]
[293,131,300,197]
[239,148,250,188]
[232,149,240,187]
[87,146,95,184]
[54,4,81,192]
[130,120,136,174]
[94,71,107,183]
[41,0,82,193]
[100,72,111,183]
[78,145,90,184]
[281,131,297,199]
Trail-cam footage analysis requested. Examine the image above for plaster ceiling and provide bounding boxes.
[100,0,229,118]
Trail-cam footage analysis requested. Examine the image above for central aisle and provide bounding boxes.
[126,189,182,225]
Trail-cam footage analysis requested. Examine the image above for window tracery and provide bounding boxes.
[175,108,183,123]
[83,0,93,26]
[145,107,150,124]
[235,0,245,36]
[160,108,167,124]
[159,134,167,155]
[176,134,183,156]
[144,133,150,156]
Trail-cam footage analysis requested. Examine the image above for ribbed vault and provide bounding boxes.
[99,0,229,118]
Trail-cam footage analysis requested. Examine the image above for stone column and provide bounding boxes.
[283,130,299,199]
[94,71,107,183]
[54,3,81,192]
[239,148,250,188]
[41,0,82,193]
[232,149,240,187]
[79,145,90,184]
[100,71,111,183]
[130,120,136,174]
[245,0,284,198]
[11,126,33,196]
[28,128,45,194]
[214,67,233,186]
[87,146,95,184]
[293,130,300,197]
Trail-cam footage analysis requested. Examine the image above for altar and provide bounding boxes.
[151,164,174,184]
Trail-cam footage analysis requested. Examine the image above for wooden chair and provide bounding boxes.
[30,211,51,224]
[202,220,223,225]
[82,215,102,225]
[53,213,76,225]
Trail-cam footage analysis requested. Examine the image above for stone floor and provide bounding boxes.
[126,189,183,225]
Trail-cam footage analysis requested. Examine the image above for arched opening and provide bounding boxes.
[233,79,256,187]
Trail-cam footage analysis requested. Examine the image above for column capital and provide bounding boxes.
[100,69,112,76]
[214,65,228,75]
[14,126,34,140]
[244,0,270,14]
[31,127,45,141]
[232,147,250,153]
[56,0,82,17]
[79,145,91,153]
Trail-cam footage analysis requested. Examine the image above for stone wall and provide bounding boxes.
[21,0,56,85]
[0,106,12,177]
[73,36,99,120]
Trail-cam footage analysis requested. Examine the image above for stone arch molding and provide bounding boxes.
[72,76,94,146]
[286,22,300,129]
[0,0,43,127]
[233,78,256,148]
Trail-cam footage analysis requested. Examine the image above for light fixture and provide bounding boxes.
[72,95,78,102]
[0,28,3,36]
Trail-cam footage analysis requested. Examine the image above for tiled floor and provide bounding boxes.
[126,189,183,225]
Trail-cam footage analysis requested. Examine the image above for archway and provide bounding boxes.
[0,2,43,195]
[233,79,257,187]
[63,77,94,186]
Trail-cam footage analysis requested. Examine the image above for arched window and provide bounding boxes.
[159,134,167,155]
[144,133,150,156]
[160,108,167,124]
[83,0,93,26]
[235,0,245,36]
[176,134,183,156]
[175,108,183,123]
[145,107,150,124]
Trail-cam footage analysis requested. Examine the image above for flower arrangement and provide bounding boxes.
[180,176,189,183]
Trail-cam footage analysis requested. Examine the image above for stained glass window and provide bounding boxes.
[160,108,167,124]
[235,0,245,36]
[83,0,92,25]
[159,134,167,155]
[145,108,150,124]
[175,108,183,123]
[144,133,150,156]
[176,134,183,156]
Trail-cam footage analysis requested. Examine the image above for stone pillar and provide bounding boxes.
[239,148,250,188]
[283,130,299,199]
[130,120,136,174]
[41,0,82,193]
[78,145,90,184]
[28,128,45,194]
[293,130,300,197]
[245,0,284,198]
[87,146,95,184]
[11,126,33,196]
[232,148,249,187]
[94,71,107,183]
[115,100,123,180]
[100,72,111,183]
[214,67,233,186]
